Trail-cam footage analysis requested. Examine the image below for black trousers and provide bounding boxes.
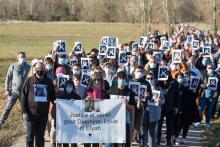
[26,115,48,147]
[157,110,174,143]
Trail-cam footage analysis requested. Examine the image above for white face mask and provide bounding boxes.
[18,57,26,65]
[135,72,145,79]
[72,69,81,75]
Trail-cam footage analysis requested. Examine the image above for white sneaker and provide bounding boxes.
[194,122,202,128]
[175,138,180,145]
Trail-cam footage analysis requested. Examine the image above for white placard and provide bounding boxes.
[139,85,147,101]
[53,40,67,55]
[139,36,148,46]
[56,99,126,143]
[57,74,70,91]
[189,76,200,90]
[207,77,218,90]
[192,40,199,50]
[118,50,127,66]
[81,58,91,72]
[129,81,140,96]
[34,84,48,102]
[80,73,91,88]
[106,47,116,59]
[73,42,83,54]
[172,50,182,63]
[203,45,212,57]
[158,65,169,81]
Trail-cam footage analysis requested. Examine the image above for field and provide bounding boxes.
[0,21,214,146]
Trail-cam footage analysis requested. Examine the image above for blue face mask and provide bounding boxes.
[202,60,209,66]
[148,79,155,86]
[118,79,127,87]
[66,87,73,94]
[46,65,53,71]
[59,58,67,65]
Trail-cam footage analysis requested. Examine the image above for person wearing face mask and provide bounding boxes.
[157,72,180,146]
[145,56,159,79]
[174,74,197,145]
[131,66,151,143]
[20,62,55,147]
[139,71,164,147]
[56,54,72,77]
[84,73,109,147]
[126,55,138,76]
[71,64,81,76]
[72,74,87,99]
[187,57,201,79]
[103,62,116,87]
[44,56,56,81]
[108,71,136,147]
[0,52,30,126]
[198,64,220,129]
[50,80,80,147]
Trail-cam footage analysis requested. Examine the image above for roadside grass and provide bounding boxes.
[205,118,220,147]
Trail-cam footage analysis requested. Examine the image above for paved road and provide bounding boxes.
[11,124,207,147]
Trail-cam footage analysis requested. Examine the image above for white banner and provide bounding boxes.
[56,99,126,143]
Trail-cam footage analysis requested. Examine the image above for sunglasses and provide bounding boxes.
[147,78,153,80]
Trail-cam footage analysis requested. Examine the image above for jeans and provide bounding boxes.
[157,110,174,144]
[199,97,215,124]
[139,121,157,147]
[0,93,20,122]
[25,115,48,147]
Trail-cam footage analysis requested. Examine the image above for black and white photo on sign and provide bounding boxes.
[81,73,91,88]
[158,65,169,81]
[132,43,139,50]
[73,42,82,53]
[100,36,109,45]
[160,36,167,43]
[106,47,116,59]
[146,42,154,50]
[149,90,160,106]
[118,51,127,66]
[99,45,107,55]
[81,58,91,71]
[108,37,118,47]
[172,50,182,63]
[189,76,200,90]
[187,35,193,43]
[203,46,211,57]
[129,81,140,96]
[139,36,148,46]
[70,59,78,66]
[162,41,170,51]
[192,40,199,49]
[139,85,147,101]
[153,51,163,61]
[53,40,66,54]
[207,77,218,90]
[57,74,69,91]
[34,84,48,102]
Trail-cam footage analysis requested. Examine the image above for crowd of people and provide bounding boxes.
[0,24,220,147]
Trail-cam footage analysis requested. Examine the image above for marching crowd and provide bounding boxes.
[0,24,220,147]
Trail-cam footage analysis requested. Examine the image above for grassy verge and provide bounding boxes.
[205,118,220,147]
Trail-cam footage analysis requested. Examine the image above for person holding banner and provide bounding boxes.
[198,63,220,128]
[84,73,109,147]
[20,61,55,147]
[108,71,136,147]
[72,74,87,99]
[50,80,81,147]
[139,71,165,147]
